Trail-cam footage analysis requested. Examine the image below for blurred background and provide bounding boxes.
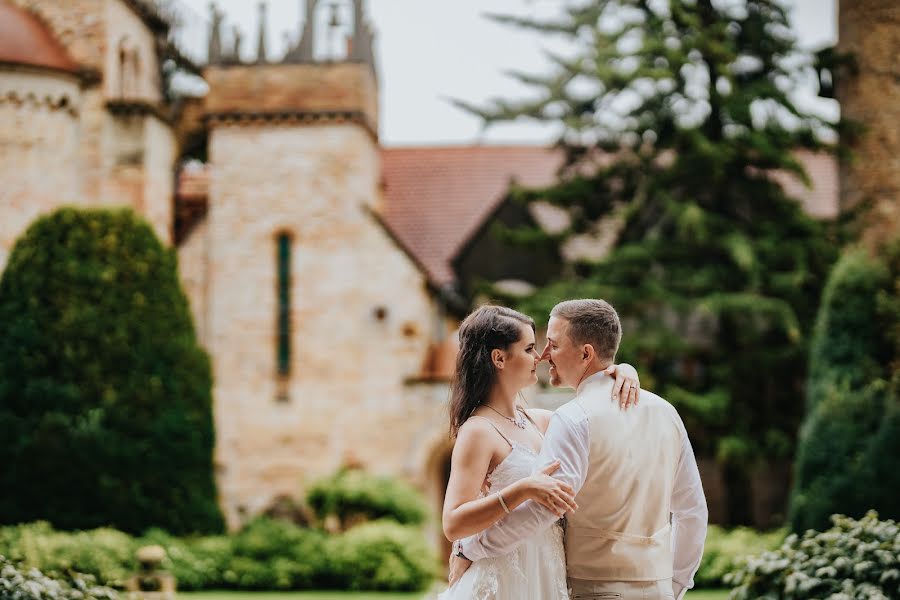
[0,0,897,598]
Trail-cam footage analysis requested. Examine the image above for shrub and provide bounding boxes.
[804,250,891,411]
[139,528,232,591]
[306,469,430,527]
[327,520,438,591]
[791,242,900,532]
[727,511,900,599]
[0,555,119,600]
[0,208,223,535]
[225,517,328,590]
[695,525,785,588]
[0,521,136,588]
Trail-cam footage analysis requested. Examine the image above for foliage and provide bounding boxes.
[0,515,437,593]
[0,208,223,535]
[727,511,900,599]
[457,0,849,523]
[790,242,900,532]
[327,520,438,592]
[0,521,135,589]
[695,525,785,588]
[306,469,430,528]
[0,555,119,600]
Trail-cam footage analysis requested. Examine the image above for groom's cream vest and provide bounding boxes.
[565,376,682,582]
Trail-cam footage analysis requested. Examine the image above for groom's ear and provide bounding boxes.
[582,344,595,362]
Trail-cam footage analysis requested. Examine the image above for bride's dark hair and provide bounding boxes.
[449,305,535,437]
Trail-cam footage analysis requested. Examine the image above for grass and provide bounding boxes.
[181,593,425,600]
[180,588,732,600]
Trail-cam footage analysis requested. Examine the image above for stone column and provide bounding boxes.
[837,0,900,245]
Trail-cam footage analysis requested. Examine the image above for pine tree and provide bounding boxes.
[461,0,846,523]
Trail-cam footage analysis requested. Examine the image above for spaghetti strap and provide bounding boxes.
[470,415,514,449]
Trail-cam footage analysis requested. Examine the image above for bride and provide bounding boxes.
[438,305,639,600]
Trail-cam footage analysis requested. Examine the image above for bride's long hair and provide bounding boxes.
[449,305,535,437]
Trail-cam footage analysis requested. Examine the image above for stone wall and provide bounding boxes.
[837,0,900,245]
[0,67,84,268]
[205,121,441,527]
[104,0,162,103]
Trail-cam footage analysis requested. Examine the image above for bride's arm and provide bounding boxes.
[442,420,576,541]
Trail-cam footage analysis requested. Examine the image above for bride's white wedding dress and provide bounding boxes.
[438,426,569,600]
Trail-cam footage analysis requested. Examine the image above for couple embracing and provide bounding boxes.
[438,299,708,600]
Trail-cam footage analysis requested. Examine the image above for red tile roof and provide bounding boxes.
[176,146,838,286]
[380,145,564,285]
[0,2,78,74]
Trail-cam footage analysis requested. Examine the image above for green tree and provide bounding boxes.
[790,244,900,532]
[460,0,846,522]
[0,208,223,535]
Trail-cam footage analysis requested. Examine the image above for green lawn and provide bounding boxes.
[181,589,731,600]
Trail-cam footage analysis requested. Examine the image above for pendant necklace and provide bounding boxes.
[485,404,527,430]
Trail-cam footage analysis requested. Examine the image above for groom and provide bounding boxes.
[453,299,708,600]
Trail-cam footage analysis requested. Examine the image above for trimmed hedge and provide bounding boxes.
[0,208,223,535]
[727,511,900,599]
[790,243,900,532]
[306,469,430,528]
[0,518,438,593]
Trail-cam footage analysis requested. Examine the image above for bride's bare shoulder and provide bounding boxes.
[524,408,554,433]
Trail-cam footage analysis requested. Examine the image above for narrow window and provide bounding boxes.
[276,233,292,378]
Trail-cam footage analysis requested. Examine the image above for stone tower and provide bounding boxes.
[836,0,900,245]
[191,0,444,528]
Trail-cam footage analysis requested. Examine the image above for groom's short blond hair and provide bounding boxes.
[550,299,622,362]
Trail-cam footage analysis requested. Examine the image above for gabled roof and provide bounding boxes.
[380,145,564,285]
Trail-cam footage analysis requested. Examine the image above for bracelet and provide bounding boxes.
[496,491,511,514]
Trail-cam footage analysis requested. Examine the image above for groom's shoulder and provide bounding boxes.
[639,389,687,428]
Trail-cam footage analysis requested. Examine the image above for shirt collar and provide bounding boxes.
[576,370,612,395]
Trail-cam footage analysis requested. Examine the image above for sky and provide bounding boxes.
[171,0,838,147]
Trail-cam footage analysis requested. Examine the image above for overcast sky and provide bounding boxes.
[172,0,838,146]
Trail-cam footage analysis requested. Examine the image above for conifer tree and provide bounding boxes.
[462,0,846,523]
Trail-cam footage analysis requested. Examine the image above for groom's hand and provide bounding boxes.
[448,553,472,587]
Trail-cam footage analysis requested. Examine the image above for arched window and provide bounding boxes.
[275,232,292,378]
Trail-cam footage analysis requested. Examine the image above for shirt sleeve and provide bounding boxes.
[669,412,709,600]
[459,406,589,562]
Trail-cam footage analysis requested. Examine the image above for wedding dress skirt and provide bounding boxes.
[437,443,569,600]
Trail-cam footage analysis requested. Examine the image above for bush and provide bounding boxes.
[791,243,900,532]
[695,525,785,588]
[0,521,136,588]
[804,250,891,411]
[327,520,438,591]
[0,555,119,600]
[727,511,900,599]
[0,208,223,535]
[307,469,430,527]
[0,516,438,593]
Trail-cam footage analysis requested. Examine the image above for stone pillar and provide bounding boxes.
[837,0,900,245]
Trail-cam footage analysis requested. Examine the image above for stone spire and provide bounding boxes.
[349,0,375,70]
[230,25,242,63]
[207,2,223,64]
[290,0,317,62]
[256,2,268,64]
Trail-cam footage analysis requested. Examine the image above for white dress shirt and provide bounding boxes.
[460,372,708,600]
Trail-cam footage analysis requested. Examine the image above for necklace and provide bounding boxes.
[485,404,527,430]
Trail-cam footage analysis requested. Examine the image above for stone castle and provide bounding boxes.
[0,0,894,540]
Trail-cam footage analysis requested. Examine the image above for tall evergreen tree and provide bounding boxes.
[461,0,845,523]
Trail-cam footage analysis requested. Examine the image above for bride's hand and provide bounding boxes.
[603,363,640,409]
[522,461,578,518]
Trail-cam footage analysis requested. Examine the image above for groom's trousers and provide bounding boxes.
[568,578,675,600]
